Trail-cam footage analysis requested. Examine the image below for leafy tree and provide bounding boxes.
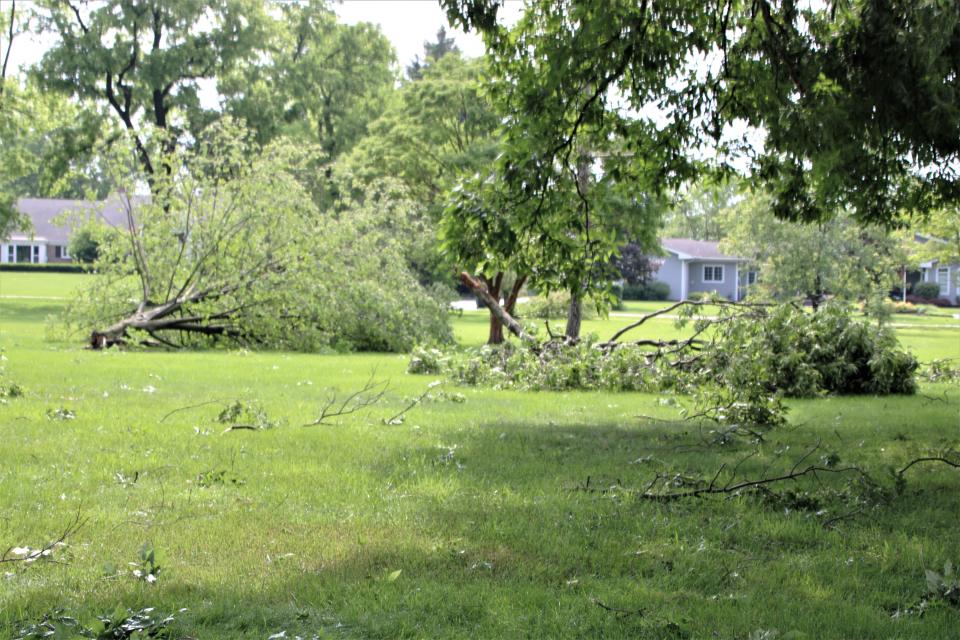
[910,208,960,267]
[76,121,451,352]
[339,53,500,285]
[221,2,395,159]
[34,0,271,182]
[67,225,109,263]
[613,243,659,286]
[720,190,905,310]
[662,181,739,242]
[443,0,960,226]
[406,26,460,80]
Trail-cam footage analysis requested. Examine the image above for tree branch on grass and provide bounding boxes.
[303,374,388,427]
[1,507,85,566]
[383,380,442,425]
[572,451,959,505]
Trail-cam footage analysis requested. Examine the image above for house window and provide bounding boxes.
[938,267,950,295]
[53,245,69,259]
[32,245,40,263]
[703,265,724,283]
[746,271,758,285]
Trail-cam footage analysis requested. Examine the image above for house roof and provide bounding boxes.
[9,197,133,245]
[661,238,745,262]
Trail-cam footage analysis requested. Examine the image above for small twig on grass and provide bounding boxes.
[1,506,85,565]
[383,380,443,425]
[220,424,260,434]
[573,453,960,504]
[158,399,228,423]
[590,597,644,618]
[821,506,867,530]
[303,372,388,427]
[897,456,960,477]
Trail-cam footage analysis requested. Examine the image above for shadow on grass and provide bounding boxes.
[4,418,959,639]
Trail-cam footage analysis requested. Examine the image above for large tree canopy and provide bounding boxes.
[443,0,960,226]
[34,0,271,179]
[221,2,395,158]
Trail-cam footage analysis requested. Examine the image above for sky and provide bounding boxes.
[335,1,523,70]
[8,1,524,77]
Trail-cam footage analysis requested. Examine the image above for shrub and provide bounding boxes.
[516,291,599,320]
[621,281,670,301]
[408,345,449,374]
[0,263,87,273]
[67,227,102,263]
[892,301,920,314]
[914,281,942,300]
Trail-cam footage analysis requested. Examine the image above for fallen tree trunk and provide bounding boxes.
[89,283,241,349]
[459,272,535,344]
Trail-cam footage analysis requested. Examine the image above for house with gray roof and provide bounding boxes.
[1,197,130,264]
[650,238,753,301]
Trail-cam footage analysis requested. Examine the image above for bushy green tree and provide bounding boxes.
[221,2,395,159]
[339,53,500,286]
[720,190,905,310]
[34,0,272,182]
[73,121,451,353]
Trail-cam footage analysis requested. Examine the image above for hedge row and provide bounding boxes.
[0,263,89,273]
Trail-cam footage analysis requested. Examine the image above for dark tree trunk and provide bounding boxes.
[485,273,504,344]
[565,292,582,340]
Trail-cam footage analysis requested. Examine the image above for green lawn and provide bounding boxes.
[1,273,959,639]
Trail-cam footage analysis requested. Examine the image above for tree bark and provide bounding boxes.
[460,272,533,344]
[485,273,504,344]
[565,292,582,340]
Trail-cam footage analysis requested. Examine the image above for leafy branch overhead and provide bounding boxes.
[443,0,960,225]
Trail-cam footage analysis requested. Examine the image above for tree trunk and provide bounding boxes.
[565,292,582,340]
[485,273,504,344]
[460,272,533,344]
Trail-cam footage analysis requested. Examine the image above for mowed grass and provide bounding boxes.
[1,273,959,639]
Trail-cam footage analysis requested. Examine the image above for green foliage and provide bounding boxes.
[340,53,501,284]
[67,227,106,264]
[14,606,180,639]
[621,281,671,302]
[414,303,918,423]
[701,303,918,398]
[914,282,943,301]
[221,2,395,159]
[129,543,161,584]
[721,190,905,306]
[70,122,451,352]
[893,561,960,619]
[407,345,450,375]
[445,0,960,225]
[921,359,960,384]
[0,349,23,401]
[518,292,600,321]
[0,81,113,235]
[35,0,272,179]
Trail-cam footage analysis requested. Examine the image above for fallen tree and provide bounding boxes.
[71,123,452,352]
